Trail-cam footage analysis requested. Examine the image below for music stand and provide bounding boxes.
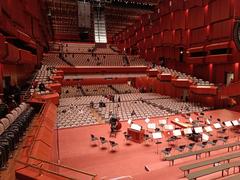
[128,119,132,125]
[202,133,209,142]
[204,126,213,132]
[147,123,156,131]
[184,128,193,135]
[152,132,162,154]
[159,119,167,131]
[224,121,233,136]
[145,118,150,124]
[194,127,203,133]
[164,124,174,131]
[224,121,233,127]
[232,120,239,126]
[213,123,221,129]
[173,129,182,145]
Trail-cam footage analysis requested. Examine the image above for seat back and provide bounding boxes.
[0,123,5,135]
[6,114,15,123]
[0,118,10,129]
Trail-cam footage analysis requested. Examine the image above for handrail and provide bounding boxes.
[16,160,76,180]
[16,102,97,179]
[29,156,97,178]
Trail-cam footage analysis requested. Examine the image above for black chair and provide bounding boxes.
[144,134,151,144]
[197,141,208,148]
[219,136,229,144]
[123,132,132,144]
[99,137,108,148]
[208,139,218,146]
[90,134,99,145]
[109,141,118,151]
[176,145,186,153]
[162,147,172,157]
[187,143,195,151]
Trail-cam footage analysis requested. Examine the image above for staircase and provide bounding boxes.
[94,6,107,44]
[108,85,120,94]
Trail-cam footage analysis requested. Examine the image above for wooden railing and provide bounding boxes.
[16,102,97,180]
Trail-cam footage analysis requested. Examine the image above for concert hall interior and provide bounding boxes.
[1,0,240,180]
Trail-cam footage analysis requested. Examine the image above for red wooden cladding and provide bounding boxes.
[19,50,37,65]
[188,6,205,29]
[172,10,186,30]
[190,27,207,45]
[185,0,203,9]
[159,0,171,15]
[171,0,185,11]
[4,43,19,64]
[162,30,173,44]
[208,0,232,23]
[209,19,233,41]
[0,34,7,59]
[161,13,172,31]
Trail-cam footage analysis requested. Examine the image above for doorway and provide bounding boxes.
[225,72,234,85]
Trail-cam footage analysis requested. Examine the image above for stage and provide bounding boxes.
[56,109,240,179]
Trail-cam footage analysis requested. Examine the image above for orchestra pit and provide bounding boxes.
[1,0,240,180]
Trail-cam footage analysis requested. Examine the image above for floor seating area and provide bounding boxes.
[34,65,54,84]
[128,55,147,66]
[65,54,125,66]
[111,84,139,94]
[57,92,209,128]
[42,53,69,66]
[0,102,35,169]
[81,85,116,96]
[63,43,94,53]
[60,86,84,98]
[57,105,98,128]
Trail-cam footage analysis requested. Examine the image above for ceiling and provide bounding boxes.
[44,0,158,42]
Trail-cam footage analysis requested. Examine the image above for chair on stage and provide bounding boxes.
[90,134,99,146]
[123,132,132,144]
[99,137,108,148]
[197,141,208,149]
[208,139,218,146]
[143,134,152,145]
[187,143,195,151]
[176,145,186,153]
[109,140,118,152]
[162,147,172,158]
[219,136,229,144]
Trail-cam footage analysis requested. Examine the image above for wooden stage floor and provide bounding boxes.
[57,109,240,180]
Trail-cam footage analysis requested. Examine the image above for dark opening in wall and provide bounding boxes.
[190,51,207,57]
[209,48,231,55]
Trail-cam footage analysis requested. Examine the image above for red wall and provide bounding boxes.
[115,0,240,85]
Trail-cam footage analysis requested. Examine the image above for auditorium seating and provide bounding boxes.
[60,86,84,98]
[34,65,54,84]
[0,102,35,169]
[42,53,69,66]
[111,84,139,94]
[82,85,116,96]
[157,66,214,86]
[128,55,147,66]
[57,105,98,128]
[65,53,125,66]
[63,43,94,53]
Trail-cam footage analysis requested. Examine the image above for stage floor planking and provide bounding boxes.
[56,109,240,179]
